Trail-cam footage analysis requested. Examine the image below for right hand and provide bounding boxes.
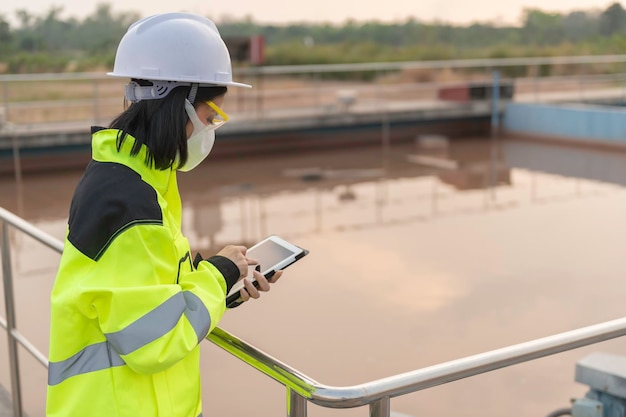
[238,269,284,303]
[215,245,258,278]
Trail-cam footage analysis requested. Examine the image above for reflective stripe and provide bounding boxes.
[183,291,212,343]
[48,341,124,386]
[106,291,211,355]
[48,291,211,385]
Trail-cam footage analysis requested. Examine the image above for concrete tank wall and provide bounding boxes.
[503,102,626,145]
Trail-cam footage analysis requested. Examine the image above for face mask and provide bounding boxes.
[177,99,217,172]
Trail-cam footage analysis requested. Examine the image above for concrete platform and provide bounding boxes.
[0,99,494,175]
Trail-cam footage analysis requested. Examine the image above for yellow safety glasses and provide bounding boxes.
[206,101,229,127]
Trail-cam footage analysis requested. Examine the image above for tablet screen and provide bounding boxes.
[248,239,298,275]
[225,235,308,305]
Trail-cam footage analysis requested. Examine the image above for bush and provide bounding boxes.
[7,52,70,73]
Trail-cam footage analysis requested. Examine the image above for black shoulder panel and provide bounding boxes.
[67,161,163,261]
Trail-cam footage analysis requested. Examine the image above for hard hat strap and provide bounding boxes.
[124,80,191,102]
[188,83,199,103]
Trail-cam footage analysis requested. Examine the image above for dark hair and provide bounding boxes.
[109,80,228,170]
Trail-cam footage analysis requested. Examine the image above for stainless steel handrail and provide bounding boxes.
[209,319,626,412]
[0,207,55,417]
[2,205,626,417]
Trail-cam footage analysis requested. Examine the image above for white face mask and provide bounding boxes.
[177,99,217,172]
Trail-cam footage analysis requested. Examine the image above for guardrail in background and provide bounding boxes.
[0,207,56,417]
[2,204,626,416]
[1,54,626,128]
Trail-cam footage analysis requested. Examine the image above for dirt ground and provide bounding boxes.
[1,67,622,125]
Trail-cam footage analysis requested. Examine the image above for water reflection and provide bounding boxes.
[4,136,626,246]
[2,136,626,417]
[175,137,622,257]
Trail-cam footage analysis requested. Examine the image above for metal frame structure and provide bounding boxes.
[0,207,55,417]
[2,54,626,129]
[2,205,626,416]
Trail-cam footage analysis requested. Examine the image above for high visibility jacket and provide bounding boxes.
[47,128,240,417]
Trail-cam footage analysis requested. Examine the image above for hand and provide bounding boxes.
[238,269,283,303]
[215,245,258,278]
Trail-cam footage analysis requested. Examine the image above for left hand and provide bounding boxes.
[238,269,284,302]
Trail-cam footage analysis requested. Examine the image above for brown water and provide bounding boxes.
[2,136,626,417]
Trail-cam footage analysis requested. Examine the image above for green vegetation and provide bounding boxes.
[2,2,626,74]
[0,4,137,73]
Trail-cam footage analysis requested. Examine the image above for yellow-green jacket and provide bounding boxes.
[46,128,240,417]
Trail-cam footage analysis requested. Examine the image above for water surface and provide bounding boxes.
[1,136,626,417]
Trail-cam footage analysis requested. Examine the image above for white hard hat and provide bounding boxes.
[108,12,251,101]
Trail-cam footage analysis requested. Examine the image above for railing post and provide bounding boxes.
[1,222,23,417]
[491,70,500,131]
[93,78,101,125]
[287,387,307,417]
[2,81,8,124]
[11,133,22,188]
[369,396,390,417]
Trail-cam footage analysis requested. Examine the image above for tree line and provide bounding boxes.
[1,2,626,73]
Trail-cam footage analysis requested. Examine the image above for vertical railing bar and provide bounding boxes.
[287,387,307,417]
[93,78,101,125]
[0,316,49,367]
[10,328,49,368]
[1,222,23,417]
[2,81,9,125]
[11,133,23,190]
[369,396,390,417]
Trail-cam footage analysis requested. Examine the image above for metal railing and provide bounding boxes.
[0,207,56,417]
[2,54,626,129]
[2,204,626,416]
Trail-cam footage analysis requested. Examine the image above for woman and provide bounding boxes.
[46,12,279,417]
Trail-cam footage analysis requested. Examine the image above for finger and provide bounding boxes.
[246,257,259,266]
[269,270,283,284]
[252,270,270,292]
[243,278,261,299]
[239,287,250,302]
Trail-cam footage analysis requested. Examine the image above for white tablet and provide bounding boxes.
[226,235,308,307]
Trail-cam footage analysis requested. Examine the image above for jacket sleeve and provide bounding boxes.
[75,223,228,375]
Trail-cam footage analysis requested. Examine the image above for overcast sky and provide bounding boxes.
[0,0,617,26]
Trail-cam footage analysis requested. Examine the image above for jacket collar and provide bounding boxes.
[90,128,175,196]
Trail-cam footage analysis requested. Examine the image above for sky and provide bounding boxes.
[0,0,618,26]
